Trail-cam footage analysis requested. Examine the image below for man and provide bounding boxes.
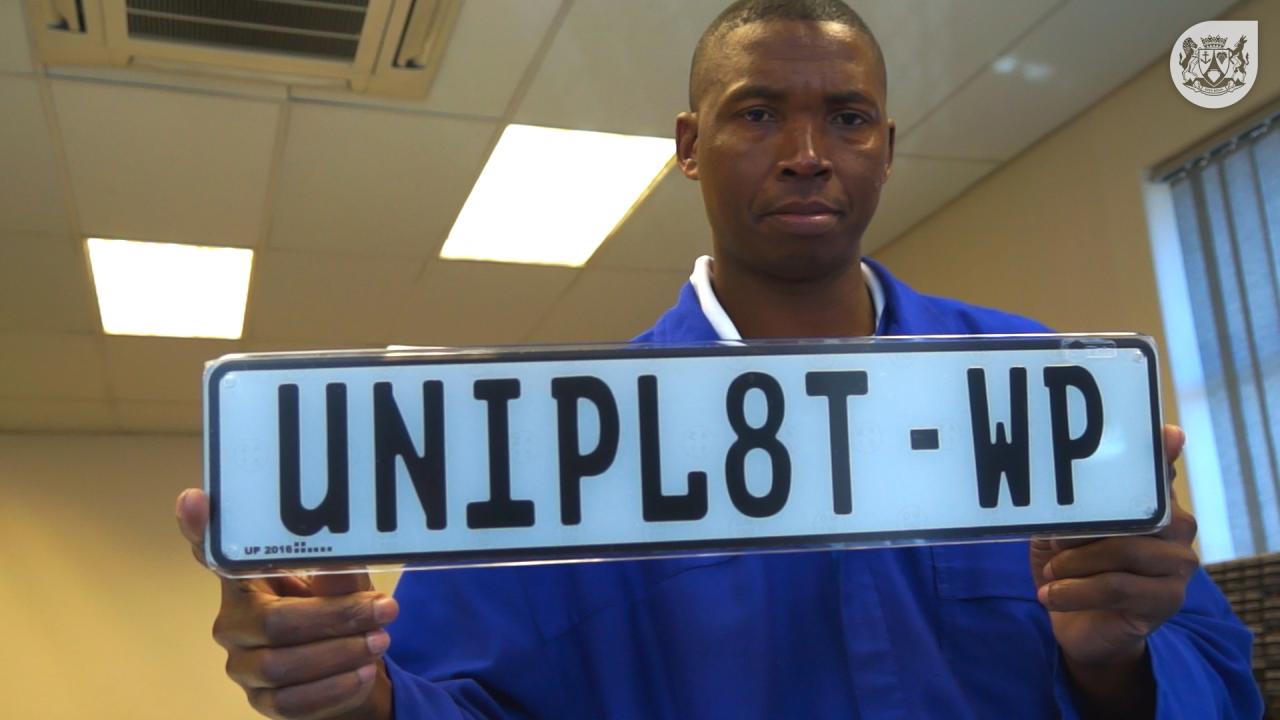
[177,1,1261,717]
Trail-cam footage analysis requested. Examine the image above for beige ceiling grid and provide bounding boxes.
[0,0,1235,434]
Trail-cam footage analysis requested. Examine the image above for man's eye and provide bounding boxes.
[742,108,774,122]
[832,112,867,126]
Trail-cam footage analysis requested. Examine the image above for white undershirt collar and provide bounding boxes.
[689,255,885,340]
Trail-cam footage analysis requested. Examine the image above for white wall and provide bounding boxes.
[0,432,395,719]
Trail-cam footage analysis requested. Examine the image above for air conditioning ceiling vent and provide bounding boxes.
[27,0,459,98]
[125,0,369,62]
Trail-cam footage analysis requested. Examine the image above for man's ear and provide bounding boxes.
[881,119,895,185]
[675,111,699,180]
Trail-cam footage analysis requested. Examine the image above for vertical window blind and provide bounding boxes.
[1162,111,1280,557]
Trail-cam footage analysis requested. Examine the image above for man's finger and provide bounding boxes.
[1039,572,1185,617]
[268,573,321,598]
[1044,537,1198,582]
[217,592,398,649]
[246,663,378,720]
[1155,502,1198,546]
[1047,537,1098,552]
[227,630,390,689]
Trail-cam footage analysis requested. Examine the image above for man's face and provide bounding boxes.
[677,20,893,282]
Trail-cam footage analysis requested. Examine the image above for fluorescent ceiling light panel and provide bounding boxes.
[439,124,674,267]
[86,238,253,339]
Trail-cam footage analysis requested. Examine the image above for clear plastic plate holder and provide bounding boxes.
[203,333,1169,579]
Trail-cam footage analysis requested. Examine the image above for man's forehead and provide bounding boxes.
[722,19,866,60]
[706,20,882,100]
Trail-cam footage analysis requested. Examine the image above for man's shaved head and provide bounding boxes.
[689,0,886,111]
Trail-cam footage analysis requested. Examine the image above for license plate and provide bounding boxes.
[204,335,1167,577]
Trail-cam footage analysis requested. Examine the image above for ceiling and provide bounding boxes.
[0,0,1235,434]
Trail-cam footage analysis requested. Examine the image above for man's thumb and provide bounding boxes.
[1028,538,1056,587]
[176,488,210,568]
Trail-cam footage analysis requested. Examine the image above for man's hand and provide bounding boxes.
[176,489,397,720]
[1029,424,1199,716]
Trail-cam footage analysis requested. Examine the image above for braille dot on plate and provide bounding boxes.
[910,428,940,450]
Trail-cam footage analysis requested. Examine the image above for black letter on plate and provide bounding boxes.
[967,368,1031,508]
[725,372,792,518]
[278,383,350,536]
[374,381,446,532]
[467,379,535,529]
[638,375,708,521]
[552,376,620,525]
[806,371,869,515]
[1043,366,1104,506]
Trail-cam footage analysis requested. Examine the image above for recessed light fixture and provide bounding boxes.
[992,55,1018,75]
[85,237,253,339]
[439,124,674,267]
[1021,62,1054,81]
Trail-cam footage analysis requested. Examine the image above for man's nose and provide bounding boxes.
[777,122,832,180]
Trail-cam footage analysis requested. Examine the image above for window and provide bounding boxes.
[1148,106,1280,562]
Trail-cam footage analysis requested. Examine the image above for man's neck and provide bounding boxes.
[709,255,875,339]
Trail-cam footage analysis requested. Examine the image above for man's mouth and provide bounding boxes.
[763,201,843,235]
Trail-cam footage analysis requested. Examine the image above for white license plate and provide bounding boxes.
[204,335,1167,576]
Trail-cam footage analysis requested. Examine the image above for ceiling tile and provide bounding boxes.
[246,250,420,346]
[268,104,495,256]
[0,0,33,73]
[114,401,201,434]
[0,399,117,433]
[861,154,997,253]
[899,0,1237,161]
[290,0,561,119]
[51,80,281,247]
[394,260,578,346]
[530,268,687,343]
[0,232,97,333]
[865,0,1059,133]
[45,65,290,102]
[590,166,710,272]
[0,76,69,237]
[0,333,108,400]
[513,0,727,136]
[104,336,237,404]
[422,0,562,116]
